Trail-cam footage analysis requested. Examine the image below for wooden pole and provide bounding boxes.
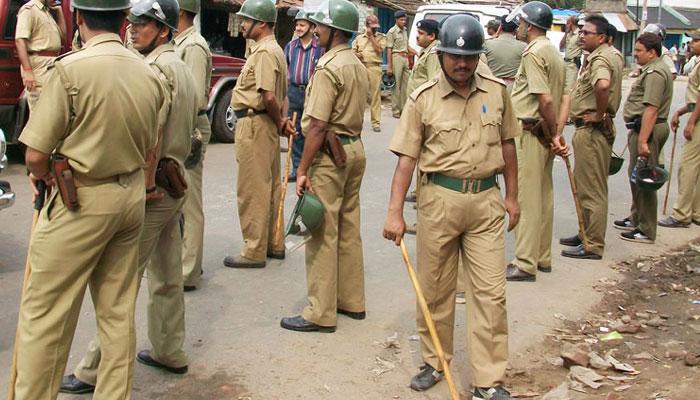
[273,112,297,249]
[399,240,459,400]
[8,180,46,400]
[559,137,590,249]
[663,127,678,215]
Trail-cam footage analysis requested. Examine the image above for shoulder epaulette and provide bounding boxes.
[409,78,438,101]
[477,71,505,86]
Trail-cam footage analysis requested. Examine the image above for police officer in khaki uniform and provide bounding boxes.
[660,30,700,228]
[223,0,293,269]
[383,14,519,399]
[61,0,199,394]
[616,32,673,243]
[174,0,212,291]
[560,16,582,93]
[280,0,369,333]
[506,2,565,282]
[352,14,385,132]
[482,15,526,90]
[559,15,623,259]
[12,0,164,397]
[15,0,66,109]
[406,19,440,95]
[386,10,413,118]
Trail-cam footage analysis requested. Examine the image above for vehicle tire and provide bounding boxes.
[212,88,236,143]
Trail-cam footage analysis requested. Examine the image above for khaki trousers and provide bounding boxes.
[365,64,382,129]
[628,124,669,240]
[416,183,508,387]
[21,55,54,111]
[14,171,145,400]
[671,123,700,223]
[182,114,212,286]
[234,114,283,261]
[512,131,554,274]
[572,126,612,255]
[391,54,409,115]
[74,193,188,386]
[302,140,366,327]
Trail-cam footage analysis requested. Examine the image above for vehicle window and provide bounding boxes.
[4,0,24,40]
[424,12,486,25]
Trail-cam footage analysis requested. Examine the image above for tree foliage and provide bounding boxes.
[536,0,586,10]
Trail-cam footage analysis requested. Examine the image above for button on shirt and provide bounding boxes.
[284,36,324,86]
[389,71,520,179]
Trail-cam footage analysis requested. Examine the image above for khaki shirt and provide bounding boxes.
[174,26,212,110]
[302,46,369,137]
[511,36,565,119]
[570,44,623,118]
[386,25,408,53]
[407,40,440,95]
[352,32,386,65]
[686,61,700,105]
[564,31,582,60]
[232,35,287,111]
[19,33,164,179]
[147,43,199,167]
[389,70,520,179]
[483,33,526,79]
[15,0,61,53]
[623,57,674,122]
[662,46,678,75]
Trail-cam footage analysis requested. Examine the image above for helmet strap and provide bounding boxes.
[139,24,166,55]
[324,27,336,51]
[246,20,259,40]
[72,10,82,47]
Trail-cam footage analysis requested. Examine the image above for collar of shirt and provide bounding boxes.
[145,41,177,62]
[393,25,405,33]
[251,35,276,53]
[422,40,437,54]
[32,0,48,10]
[318,43,350,63]
[83,33,124,49]
[293,36,317,51]
[525,35,548,52]
[642,56,664,73]
[437,70,488,99]
[588,43,608,60]
[174,26,196,46]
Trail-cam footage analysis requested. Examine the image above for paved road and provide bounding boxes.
[1,78,699,399]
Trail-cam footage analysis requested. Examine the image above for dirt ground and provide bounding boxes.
[505,238,700,400]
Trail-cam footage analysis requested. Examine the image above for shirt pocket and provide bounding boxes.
[430,120,464,156]
[480,112,502,145]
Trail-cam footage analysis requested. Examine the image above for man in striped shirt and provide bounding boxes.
[284,9,324,181]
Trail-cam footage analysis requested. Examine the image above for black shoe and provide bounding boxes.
[223,255,266,268]
[619,229,654,244]
[505,264,535,282]
[537,265,552,273]
[337,308,366,320]
[405,191,417,203]
[183,285,197,292]
[658,216,690,228]
[472,385,513,399]
[409,364,443,391]
[136,350,188,374]
[280,315,336,333]
[405,223,417,235]
[287,175,297,183]
[561,244,602,260]
[613,217,634,230]
[559,234,582,247]
[59,374,95,394]
[267,249,285,260]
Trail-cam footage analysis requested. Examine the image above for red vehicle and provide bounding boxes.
[0,0,244,144]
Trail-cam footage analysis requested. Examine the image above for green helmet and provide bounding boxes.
[506,1,553,31]
[308,0,359,33]
[72,0,131,11]
[285,191,325,236]
[630,157,669,191]
[609,152,624,175]
[128,0,180,31]
[177,0,199,14]
[237,0,277,24]
[436,14,484,56]
[295,9,310,21]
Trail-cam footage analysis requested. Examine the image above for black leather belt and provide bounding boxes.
[234,108,268,119]
[573,117,615,128]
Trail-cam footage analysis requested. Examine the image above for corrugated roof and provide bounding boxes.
[628,6,700,31]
